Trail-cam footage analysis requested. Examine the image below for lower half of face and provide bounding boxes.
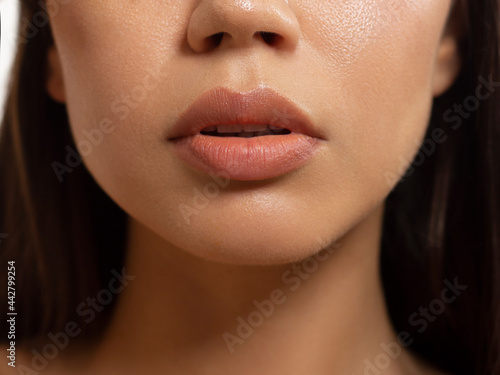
[48,0,454,264]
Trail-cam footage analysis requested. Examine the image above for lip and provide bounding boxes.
[168,87,324,181]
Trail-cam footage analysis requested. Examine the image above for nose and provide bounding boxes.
[187,0,301,53]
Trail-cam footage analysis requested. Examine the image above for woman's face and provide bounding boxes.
[47,0,460,264]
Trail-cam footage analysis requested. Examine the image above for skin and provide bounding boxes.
[11,0,462,373]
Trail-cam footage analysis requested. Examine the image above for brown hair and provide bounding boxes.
[1,1,499,373]
[0,0,127,342]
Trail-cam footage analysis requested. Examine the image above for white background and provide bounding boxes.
[0,0,20,118]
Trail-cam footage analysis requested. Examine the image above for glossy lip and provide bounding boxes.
[168,87,324,139]
[168,87,325,181]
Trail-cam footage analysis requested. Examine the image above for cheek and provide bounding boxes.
[49,2,194,206]
[299,0,451,188]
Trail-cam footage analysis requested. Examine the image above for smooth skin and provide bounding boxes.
[13,0,462,374]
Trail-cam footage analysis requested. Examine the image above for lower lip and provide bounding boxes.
[171,134,321,181]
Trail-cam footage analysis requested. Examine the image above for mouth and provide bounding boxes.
[168,87,324,181]
[199,124,292,138]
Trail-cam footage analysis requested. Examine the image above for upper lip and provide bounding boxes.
[168,87,323,140]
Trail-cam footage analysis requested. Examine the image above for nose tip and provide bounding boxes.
[187,0,300,53]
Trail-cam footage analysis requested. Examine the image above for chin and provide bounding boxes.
[185,230,331,265]
[144,209,342,265]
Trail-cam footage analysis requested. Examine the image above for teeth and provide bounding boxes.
[257,130,274,136]
[217,124,243,133]
[242,124,269,132]
[202,124,274,133]
[237,129,274,137]
[200,124,289,137]
[216,124,269,133]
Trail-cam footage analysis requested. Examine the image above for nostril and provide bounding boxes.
[198,31,286,52]
[259,32,281,46]
[206,32,224,49]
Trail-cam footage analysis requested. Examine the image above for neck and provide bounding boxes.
[89,204,421,374]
